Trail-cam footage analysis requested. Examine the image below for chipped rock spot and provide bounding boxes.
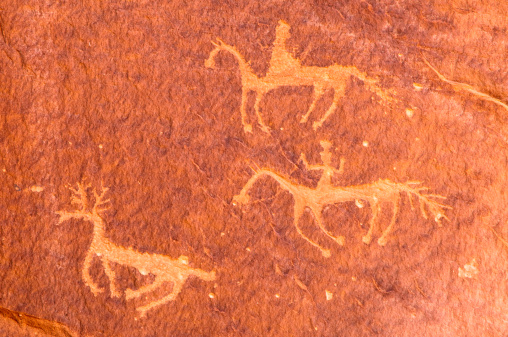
[413,83,424,91]
[458,258,479,279]
[325,290,333,300]
[30,185,44,192]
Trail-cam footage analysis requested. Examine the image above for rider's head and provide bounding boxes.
[276,20,291,38]
[319,140,333,165]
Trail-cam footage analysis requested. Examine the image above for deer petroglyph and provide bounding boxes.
[56,182,216,317]
[233,141,450,257]
[206,20,396,133]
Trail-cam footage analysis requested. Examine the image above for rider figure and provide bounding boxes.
[300,140,345,189]
[267,20,301,77]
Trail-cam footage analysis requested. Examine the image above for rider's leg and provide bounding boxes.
[362,200,380,244]
[240,89,253,133]
[378,197,400,246]
[254,91,270,133]
[313,85,345,130]
[301,84,325,123]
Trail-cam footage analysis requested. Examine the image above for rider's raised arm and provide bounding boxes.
[299,153,325,171]
[334,157,346,175]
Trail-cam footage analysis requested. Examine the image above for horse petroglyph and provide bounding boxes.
[56,181,216,317]
[206,20,396,133]
[233,141,450,257]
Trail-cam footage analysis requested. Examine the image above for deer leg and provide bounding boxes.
[311,206,345,246]
[313,85,345,130]
[378,196,400,246]
[125,274,164,301]
[82,251,103,296]
[300,84,324,123]
[362,201,380,244]
[136,279,185,318]
[254,91,270,133]
[293,200,331,258]
[240,88,253,133]
[101,258,121,298]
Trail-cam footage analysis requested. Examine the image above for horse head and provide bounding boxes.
[205,38,226,69]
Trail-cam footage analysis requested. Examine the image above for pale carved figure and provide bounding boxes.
[206,20,396,133]
[233,141,450,257]
[56,182,216,317]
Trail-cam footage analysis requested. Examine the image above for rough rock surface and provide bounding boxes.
[1,0,508,336]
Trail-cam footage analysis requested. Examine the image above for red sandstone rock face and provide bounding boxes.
[1,0,508,336]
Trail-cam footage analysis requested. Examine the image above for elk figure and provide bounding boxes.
[205,20,396,133]
[56,181,216,317]
[233,141,451,257]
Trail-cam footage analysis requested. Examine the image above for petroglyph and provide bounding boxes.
[56,181,216,318]
[206,20,396,133]
[233,141,450,257]
[423,58,508,113]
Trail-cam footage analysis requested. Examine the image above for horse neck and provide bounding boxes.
[220,45,256,78]
[257,169,299,195]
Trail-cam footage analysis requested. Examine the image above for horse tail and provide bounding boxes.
[342,66,377,85]
[395,180,451,225]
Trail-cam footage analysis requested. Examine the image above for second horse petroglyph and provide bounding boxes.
[56,182,215,317]
[206,20,396,133]
[233,141,450,257]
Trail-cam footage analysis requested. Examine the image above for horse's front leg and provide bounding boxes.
[293,199,331,258]
[378,195,400,246]
[240,88,253,133]
[313,84,345,130]
[311,206,345,246]
[254,90,270,133]
[300,84,324,123]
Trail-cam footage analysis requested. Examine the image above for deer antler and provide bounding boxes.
[68,181,92,212]
[56,180,110,224]
[92,182,110,215]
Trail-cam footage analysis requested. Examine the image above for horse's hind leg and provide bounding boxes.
[313,85,345,130]
[254,91,270,133]
[240,88,253,133]
[362,200,380,244]
[311,207,345,246]
[293,200,331,257]
[378,196,400,246]
[300,84,324,123]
